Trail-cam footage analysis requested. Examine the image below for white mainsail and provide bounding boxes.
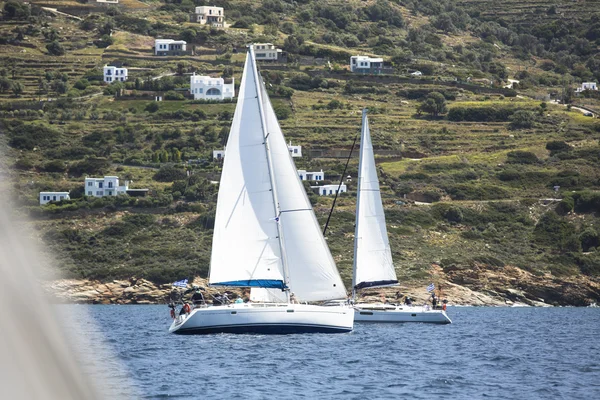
[260,69,347,302]
[208,49,285,289]
[352,109,398,292]
[210,47,347,302]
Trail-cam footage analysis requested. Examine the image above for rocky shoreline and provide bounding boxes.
[43,264,600,307]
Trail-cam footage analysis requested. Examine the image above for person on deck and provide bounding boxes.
[431,293,438,309]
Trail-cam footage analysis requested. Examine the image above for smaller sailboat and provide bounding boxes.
[352,109,451,324]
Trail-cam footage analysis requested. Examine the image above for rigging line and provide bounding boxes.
[323,133,358,236]
[279,208,312,214]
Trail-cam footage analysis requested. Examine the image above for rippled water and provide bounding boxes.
[59,305,600,399]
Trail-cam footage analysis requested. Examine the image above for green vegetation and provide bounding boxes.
[1,0,599,287]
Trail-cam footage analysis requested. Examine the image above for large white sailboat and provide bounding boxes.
[169,47,354,334]
[352,109,451,324]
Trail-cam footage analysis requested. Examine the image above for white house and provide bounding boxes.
[154,39,187,56]
[350,55,389,74]
[190,74,234,100]
[85,176,129,197]
[288,141,302,158]
[39,192,70,205]
[576,82,598,93]
[297,169,324,181]
[253,43,285,62]
[312,184,347,196]
[213,148,225,160]
[104,65,128,83]
[214,142,300,160]
[192,6,224,26]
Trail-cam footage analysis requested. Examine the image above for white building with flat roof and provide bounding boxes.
[576,82,598,93]
[350,55,387,74]
[253,43,284,62]
[40,192,70,205]
[192,6,224,26]
[85,176,129,197]
[154,39,187,56]
[190,74,234,100]
[288,142,302,158]
[297,169,324,181]
[213,148,225,160]
[312,184,347,196]
[214,143,300,160]
[104,65,128,83]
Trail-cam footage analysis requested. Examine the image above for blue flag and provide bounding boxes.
[173,279,188,288]
[427,283,435,292]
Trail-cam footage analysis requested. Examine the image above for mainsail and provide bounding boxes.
[352,110,398,291]
[208,49,285,289]
[210,47,347,302]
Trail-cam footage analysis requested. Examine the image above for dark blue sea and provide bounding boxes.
[59,305,600,399]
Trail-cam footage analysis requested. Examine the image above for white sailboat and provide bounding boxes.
[169,47,354,334]
[352,109,451,324]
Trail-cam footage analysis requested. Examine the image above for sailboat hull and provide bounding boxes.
[169,303,354,334]
[354,304,452,324]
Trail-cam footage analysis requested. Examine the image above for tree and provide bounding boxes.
[3,1,30,20]
[74,79,89,90]
[11,81,23,97]
[283,35,303,53]
[51,80,68,94]
[433,14,456,33]
[580,228,600,252]
[172,148,182,163]
[180,28,197,43]
[0,77,11,93]
[417,92,447,117]
[508,110,535,130]
[46,40,66,56]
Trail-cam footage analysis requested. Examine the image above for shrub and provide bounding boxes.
[508,110,535,129]
[444,206,464,223]
[572,191,600,213]
[69,157,111,176]
[444,184,510,200]
[497,169,521,181]
[145,102,160,113]
[122,213,155,227]
[46,41,66,56]
[534,211,578,251]
[545,140,570,152]
[8,123,60,150]
[556,195,574,215]
[153,165,187,182]
[506,151,539,164]
[580,228,600,252]
[43,160,67,172]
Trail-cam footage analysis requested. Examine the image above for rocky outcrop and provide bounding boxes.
[42,265,600,306]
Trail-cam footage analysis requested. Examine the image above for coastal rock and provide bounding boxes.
[41,266,600,306]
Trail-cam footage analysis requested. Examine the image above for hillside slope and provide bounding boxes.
[1,0,599,305]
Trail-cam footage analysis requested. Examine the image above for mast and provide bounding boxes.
[250,46,291,303]
[352,108,368,301]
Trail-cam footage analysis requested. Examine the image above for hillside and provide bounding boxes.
[1,0,600,305]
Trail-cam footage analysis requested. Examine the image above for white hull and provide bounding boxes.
[169,303,354,334]
[354,304,452,324]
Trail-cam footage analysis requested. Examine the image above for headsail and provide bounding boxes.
[208,50,285,289]
[259,67,347,302]
[353,110,398,291]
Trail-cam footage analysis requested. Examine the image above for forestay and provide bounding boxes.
[208,51,285,289]
[353,110,398,290]
[260,72,347,302]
